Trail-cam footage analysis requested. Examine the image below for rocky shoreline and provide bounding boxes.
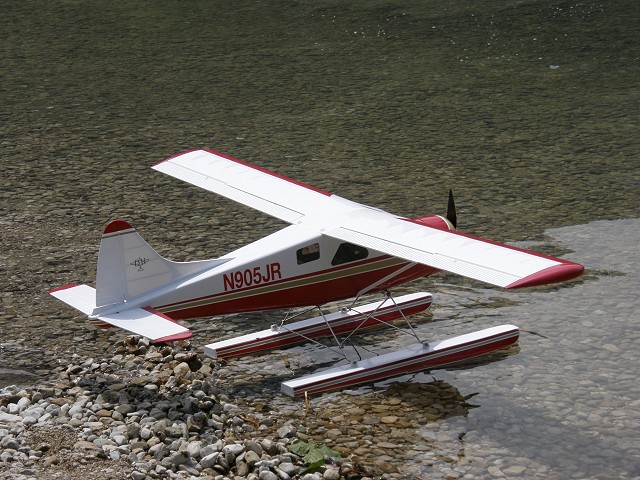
[0,336,374,480]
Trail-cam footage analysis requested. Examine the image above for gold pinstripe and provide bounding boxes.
[158,256,407,314]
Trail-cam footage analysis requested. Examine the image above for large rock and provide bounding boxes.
[185,440,202,459]
[173,362,191,378]
[199,452,219,469]
[0,412,23,424]
[244,449,261,468]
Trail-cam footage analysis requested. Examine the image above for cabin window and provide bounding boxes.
[331,242,369,266]
[297,243,320,264]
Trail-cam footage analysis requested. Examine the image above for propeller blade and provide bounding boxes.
[447,189,457,229]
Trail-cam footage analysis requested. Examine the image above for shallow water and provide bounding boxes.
[217,218,639,479]
[1,0,639,478]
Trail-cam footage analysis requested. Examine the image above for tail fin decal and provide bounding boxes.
[96,220,229,309]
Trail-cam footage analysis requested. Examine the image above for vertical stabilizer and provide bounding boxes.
[96,220,227,309]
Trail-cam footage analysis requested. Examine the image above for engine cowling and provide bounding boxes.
[409,215,456,231]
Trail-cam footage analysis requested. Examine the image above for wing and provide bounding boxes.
[314,210,583,289]
[153,149,348,223]
[153,150,583,289]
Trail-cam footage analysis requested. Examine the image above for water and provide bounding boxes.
[1,0,639,478]
[222,218,639,479]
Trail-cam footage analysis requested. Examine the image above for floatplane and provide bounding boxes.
[50,150,583,396]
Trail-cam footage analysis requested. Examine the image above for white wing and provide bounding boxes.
[153,150,583,289]
[153,149,347,223]
[312,208,581,288]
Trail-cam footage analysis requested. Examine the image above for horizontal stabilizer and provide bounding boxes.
[96,307,192,343]
[49,285,191,342]
[49,284,97,315]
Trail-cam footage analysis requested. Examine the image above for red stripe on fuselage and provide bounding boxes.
[156,258,438,320]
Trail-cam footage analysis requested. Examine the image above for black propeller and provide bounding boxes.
[446,189,457,229]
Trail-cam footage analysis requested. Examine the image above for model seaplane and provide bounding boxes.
[50,149,583,396]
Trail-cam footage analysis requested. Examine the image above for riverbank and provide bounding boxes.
[1,336,371,480]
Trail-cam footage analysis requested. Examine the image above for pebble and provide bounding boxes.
[0,412,23,424]
[21,416,37,426]
[322,469,338,480]
[259,471,279,480]
[0,338,355,479]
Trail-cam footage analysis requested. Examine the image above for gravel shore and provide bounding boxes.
[0,336,370,480]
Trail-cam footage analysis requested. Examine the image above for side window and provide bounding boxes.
[331,243,369,266]
[297,243,320,264]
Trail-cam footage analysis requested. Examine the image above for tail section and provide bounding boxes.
[49,284,192,342]
[96,220,228,309]
[49,219,231,342]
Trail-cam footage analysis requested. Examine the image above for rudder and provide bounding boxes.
[96,220,228,309]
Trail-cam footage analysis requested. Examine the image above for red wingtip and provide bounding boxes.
[103,219,134,234]
[506,262,584,289]
[154,331,193,343]
[48,284,79,294]
[141,307,193,343]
